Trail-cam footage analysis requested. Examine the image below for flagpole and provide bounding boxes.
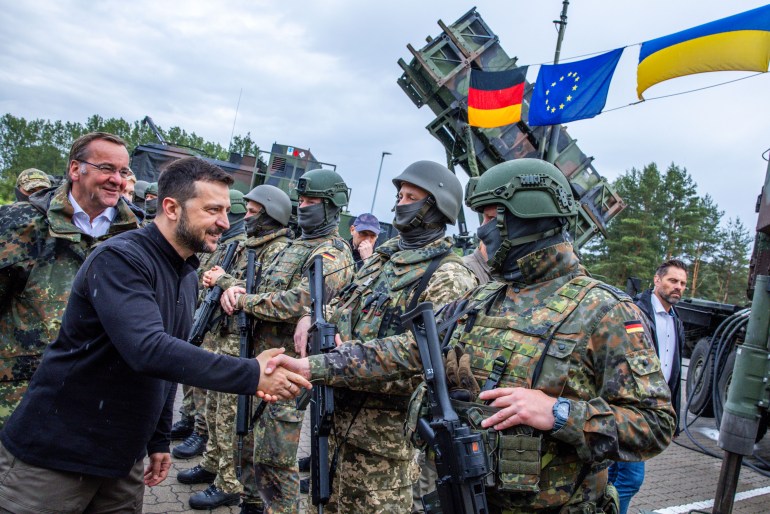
[542,0,570,162]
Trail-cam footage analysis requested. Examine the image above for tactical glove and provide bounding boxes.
[445,346,480,401]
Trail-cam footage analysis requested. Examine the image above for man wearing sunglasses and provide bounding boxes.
[0,131,145,428]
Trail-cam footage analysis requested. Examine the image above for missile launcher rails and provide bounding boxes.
[397,7,625,248]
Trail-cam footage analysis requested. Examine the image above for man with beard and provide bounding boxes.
[172,189,249,461]
[220,168,355,514]
[179,184,293,513]
[608,259,687,514]
[266,159,676,513]
[0,157,310,514]
[292,161,477,513]
[0,132,144,429]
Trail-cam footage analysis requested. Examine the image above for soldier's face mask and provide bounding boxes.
[477,214,504,267]
[298,201,340,239]
[245,210,281,236]
[393,196,447,250]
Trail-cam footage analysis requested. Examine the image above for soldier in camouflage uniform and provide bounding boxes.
[267,159,676,513]
[220,169,355,514]
[173,189,249,461]
[178,186,293,512]
[293,161,477,513]
[0,132,142,428]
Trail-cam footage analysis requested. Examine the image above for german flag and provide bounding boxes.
[468,66,528,128]
[624,320,644,335]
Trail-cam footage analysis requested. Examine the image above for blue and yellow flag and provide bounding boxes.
[637,5,770,99]
[528,48,623,127]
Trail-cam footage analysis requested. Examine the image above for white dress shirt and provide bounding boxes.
[68,191,116,238]
[651,292,676,383]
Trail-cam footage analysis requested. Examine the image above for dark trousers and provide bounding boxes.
[0,442,144,514]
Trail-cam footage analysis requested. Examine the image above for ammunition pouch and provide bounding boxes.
[451,399,543,494]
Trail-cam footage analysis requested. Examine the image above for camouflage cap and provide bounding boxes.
[229,189,247,214]
[16,168,51,192]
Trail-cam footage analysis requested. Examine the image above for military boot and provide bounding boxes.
[172,432,208,459]
[177,464,216,485]
[188,484,240,510]
[169,415,194,440]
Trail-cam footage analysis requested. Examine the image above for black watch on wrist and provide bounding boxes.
[551,397,571,433]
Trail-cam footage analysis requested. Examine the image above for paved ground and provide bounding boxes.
[146,361,770,513]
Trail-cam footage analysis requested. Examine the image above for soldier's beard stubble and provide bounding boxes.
[176,207,223,254]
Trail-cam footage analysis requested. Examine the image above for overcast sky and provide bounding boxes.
[1,1,768,235]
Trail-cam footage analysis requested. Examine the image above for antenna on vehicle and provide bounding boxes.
[228,88,243,153]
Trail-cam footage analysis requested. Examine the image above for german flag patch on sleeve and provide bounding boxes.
[624,320,644,334]
[321,252,336,261]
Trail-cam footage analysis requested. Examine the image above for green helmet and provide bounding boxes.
[465,159,577,219]
[229,189,247,215]
[296,168,349,207]
[244,184,292,226]
[145,182,159,197]
[392,161,463,223]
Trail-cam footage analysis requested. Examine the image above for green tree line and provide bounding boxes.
[0,113,259,202]
[583,162,753,306]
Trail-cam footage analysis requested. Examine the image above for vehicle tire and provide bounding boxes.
[715,348,769,443]
[686,337,714,417]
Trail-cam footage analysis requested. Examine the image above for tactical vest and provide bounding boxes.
[208,230,290,343]
[255,235,348,352]
[441,276,623,511]
[330,237,463,409]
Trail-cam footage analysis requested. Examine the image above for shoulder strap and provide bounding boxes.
[405,248,450,313]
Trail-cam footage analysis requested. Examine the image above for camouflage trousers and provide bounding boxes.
[323,440,418,514]
[179,383,208,436]
[0,380,27,430]
[200,389,259,496]
[252,400,302,514]
[411,450,437,514]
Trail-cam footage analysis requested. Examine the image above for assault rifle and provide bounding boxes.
[306,254,336,513]
[401,302,489,514]
[188,240,239,346]
[235,250,261,479]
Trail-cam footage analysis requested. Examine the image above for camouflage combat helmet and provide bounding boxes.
[229,189,247,215]
[465,158,577,219]
[134,180,150,200]
[392,161,463,223]
[244,184,292,226]
[296,168,349,207]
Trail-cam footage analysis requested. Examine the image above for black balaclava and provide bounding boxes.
[477,207,568,281]
[299,201,340,239]
[393,196,447,250]
[221,212,246,241]
[246,210,283,237]
[144,198,158,220]
[14,188,29,202]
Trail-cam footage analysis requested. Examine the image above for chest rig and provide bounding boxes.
[215,231,290,336]
[330,238,461,407]
[444,276,609,503]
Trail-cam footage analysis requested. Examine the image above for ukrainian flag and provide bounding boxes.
[637,5,770,99]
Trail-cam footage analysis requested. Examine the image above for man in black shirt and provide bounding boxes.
[0,157,310,514]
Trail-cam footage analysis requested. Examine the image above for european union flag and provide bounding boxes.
[528,48,624,126]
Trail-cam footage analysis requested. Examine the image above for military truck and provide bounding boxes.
[397,7,626,248]
[130,117,397,243]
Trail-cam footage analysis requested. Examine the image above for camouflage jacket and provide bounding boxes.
[310,242,676,510]
[326,235,477,472]
[0,184,142,383]
[239,230,354,356]
[200,229,291,356]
